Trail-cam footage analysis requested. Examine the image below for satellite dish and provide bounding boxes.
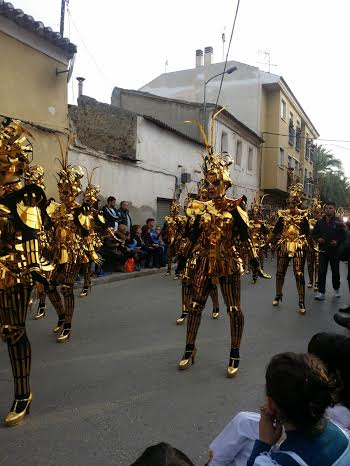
[56,53,76,82]
[67,53,76,82]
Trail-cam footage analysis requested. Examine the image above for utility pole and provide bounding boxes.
[60,0,68,36]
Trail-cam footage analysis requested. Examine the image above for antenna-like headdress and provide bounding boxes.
[56,135,84,199]
[288,182,304,205]
[83,166,101,204]
[186,108,233,189]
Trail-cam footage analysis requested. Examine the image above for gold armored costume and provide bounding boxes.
[176,187,220,325]
[249,197,269,283]
[307,197,322,291]
[177,115,270,377]
[47,149,102,342]
[79,170,105,298]
[271,183,310,314]
[163,200,186,277]
[0,119,51,426]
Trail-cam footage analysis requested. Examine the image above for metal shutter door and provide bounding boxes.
[156,198,172,227]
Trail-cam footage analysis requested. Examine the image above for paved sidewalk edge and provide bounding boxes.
[73,267,168,289]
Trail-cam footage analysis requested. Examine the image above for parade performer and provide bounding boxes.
[270,182,310,314]
[307,196,322,290]
[177,114,270,377]
[176,185,220,325]
[162,199,186,277]
[23,164,55,320]
[79,169,105,297]
[0,119,51,426]
[47,144,102,342]
[249,197,269,283]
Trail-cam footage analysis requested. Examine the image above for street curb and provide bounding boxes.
[74,267,167,289]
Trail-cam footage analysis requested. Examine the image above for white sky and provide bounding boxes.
[13,0,350,174]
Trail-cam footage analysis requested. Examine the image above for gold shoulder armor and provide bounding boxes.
[78,213,91,230]
[186,200,207,217]
[46,201,60,218]
[16,201,42,230]
[0,204,11,215]
[236,205,249,226]
[98,213,105,224]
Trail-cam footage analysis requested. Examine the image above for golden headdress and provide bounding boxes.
[310,197,322,216]
[24,165,45,190]
[83,167,101,205]
[56,136,84,201]
[0,118,32,178]
[186,108,233,190]
[288,182,304,206]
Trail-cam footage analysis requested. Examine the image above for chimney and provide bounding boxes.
[195,49,203,67]
[204,46,213,66]
[76,77,85,97]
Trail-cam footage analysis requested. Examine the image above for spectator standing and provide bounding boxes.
[115,201,132,231]
[313,202,345,300]
[102,196,119,230]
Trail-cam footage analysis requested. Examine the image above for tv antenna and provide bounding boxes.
[165,59,168,73]
[257,49,277,73]
[221,31,226,61]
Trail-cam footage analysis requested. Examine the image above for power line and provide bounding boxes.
[215,0,241,108]
[262,131,350,143]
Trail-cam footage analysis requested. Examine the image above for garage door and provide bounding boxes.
[156,198,172,227]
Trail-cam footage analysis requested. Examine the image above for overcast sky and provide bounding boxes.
[14,0,350,174]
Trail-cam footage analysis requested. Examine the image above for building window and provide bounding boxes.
[221,132,228,153]
[304,168,308,192]
[236,140,242,166]
[281,99,286,120]
[305,132,310,160]
[279,148,285,166]
[288,112,295,146]
[248,147,253,171]
[288,155,293,169]
[295,120,301,151]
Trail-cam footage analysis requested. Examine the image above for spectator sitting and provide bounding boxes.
[209,351,350,466]
[131,224,150,269]
[99,228,127,272]
[115,201,132,231]
[130,442,194,466]
[102,196,119,230]
[142,224,162,268]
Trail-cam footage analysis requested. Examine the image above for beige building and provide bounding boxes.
[141,48,319,206]
[0,2,76,197]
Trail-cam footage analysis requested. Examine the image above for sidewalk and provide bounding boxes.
[74,266,168,289]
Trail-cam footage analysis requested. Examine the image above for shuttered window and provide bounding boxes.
[156,198,172,227]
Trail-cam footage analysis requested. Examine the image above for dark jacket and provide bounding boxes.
[312,215,345,254]
[115,208,132,229]
[102,205,118,229]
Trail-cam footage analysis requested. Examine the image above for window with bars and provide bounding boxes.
[248,147,253,171]
[236,140,242,166]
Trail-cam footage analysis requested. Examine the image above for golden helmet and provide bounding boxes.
[24,165,45,190]
[170,199,180,216]
[83,167,101,205]
[0,118,32,180]
[288,182,304,206]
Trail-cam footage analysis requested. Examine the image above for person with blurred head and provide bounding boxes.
[131,442,194,466]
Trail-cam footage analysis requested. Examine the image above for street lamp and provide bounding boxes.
[203,66,237,125]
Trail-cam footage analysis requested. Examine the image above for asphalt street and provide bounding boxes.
[0,261,348,466]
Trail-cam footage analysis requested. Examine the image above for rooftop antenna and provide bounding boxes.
[60,0,69,36]
[165,59,168,73]
[257,49,277,73]
[221,30,226,61]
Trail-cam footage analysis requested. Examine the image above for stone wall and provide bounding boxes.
[69,96,137,160]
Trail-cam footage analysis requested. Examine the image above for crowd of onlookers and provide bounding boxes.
[91,196,168,276]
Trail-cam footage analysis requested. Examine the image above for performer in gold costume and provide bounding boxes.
[0,119,52,426]
[23,164,54,320]
[163,199,186,278]
[177,116,270,377]
[176,184,220,325]
[307,197,322,291]
[249,197,269,283]
[79,169,105,297]
[270,183,310,314]
[47,148,102,342]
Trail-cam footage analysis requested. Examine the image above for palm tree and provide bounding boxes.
[313,145,342,178]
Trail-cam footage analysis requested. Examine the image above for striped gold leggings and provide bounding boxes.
[186,273,243,349]
[276,251,306,303]
[0,284,32,400]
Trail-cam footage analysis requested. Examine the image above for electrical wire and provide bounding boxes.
[215,0,241,108]
[262,131,350,143]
